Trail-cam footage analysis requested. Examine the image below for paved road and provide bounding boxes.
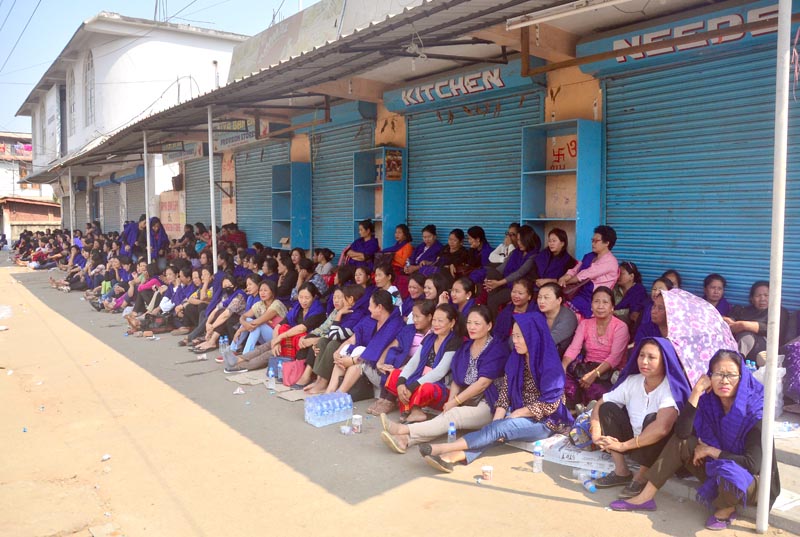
[0,267,787,537]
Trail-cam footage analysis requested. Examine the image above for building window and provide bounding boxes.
[39,102,46,156]
[84,52,95,126]
[67,69,76,136]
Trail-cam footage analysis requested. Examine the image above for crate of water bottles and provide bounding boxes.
[304,392,353,427]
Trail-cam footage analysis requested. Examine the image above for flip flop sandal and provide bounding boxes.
[380,431,406,454]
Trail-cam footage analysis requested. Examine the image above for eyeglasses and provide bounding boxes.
[505,232,518,237]
[711,372,740,382]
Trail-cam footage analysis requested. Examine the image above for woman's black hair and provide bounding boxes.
[449,228,465,242]
[661,269,683,288]
[179,266,192,279]
[467,226,487,245]
[709,349,743,375]
[518,225,541,253]
[374,262,396,283]
[592,285,615,306]
[704,273,727,289]
[749,280,770,299]
[195,222,208,235]
[467,304,494,328]
[396,224,412,243]
[184,245,199,259]
[218,252,234,271]
[221,273,237,288]
[291,247,307,261]
[513,278,537,298]
[298,282,320,298]
[246,273,262,287]
[421,224,437,236]
[413,298,437,317]
[426,272,452,297]
[297,257,315,272]
[434,303,460,336]
[453,276,476,297]
[653,277,674,291]
[342,284,366,303]
[371,288,394,312]
[354,265,372,281]
[263,257,278,274]
[146,262,160,277]
[620,260,643,285]
[408,272,426,290]
[594,225,617,250]
[318,248,335,262]
[359,219,375,234]
[336,264,356,286]
[259,278,278,299]
[538,281,563,301]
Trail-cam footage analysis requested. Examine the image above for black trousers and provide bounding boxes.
[599,402,671,468]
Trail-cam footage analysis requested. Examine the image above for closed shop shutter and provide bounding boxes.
[74,191,88,232]
[235,142,289,247]
[185,157,222,230]
[311,122,374,253]
[605,45,800,308]
[61,196,70,229]
[125,180,146,223]
[102,184,120,233]
[406,92,543,247]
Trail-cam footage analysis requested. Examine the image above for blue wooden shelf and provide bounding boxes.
[271,162,311,250]
[353,147,407,248]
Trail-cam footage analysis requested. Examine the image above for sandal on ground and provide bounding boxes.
[417,443,432,457]
[178,339,189,347]
[705,513,737,531]
[618,480,646,499]
[423,454,454,473]
[609,499,657,512]
[380,431,406,454]
[194,346,216,354]
[594,471,633,488]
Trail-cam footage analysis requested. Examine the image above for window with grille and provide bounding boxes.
[84,52,95,126]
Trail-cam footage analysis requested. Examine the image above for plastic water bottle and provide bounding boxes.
[267,367,276,392]
[277,360,283,382]
[447,421,457,443]
[532,441,544,473]
[578,472,597,493]
[572,469,607,479]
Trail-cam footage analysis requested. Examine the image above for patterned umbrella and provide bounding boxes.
[661,288,737,387]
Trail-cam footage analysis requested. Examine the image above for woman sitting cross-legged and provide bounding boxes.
[229,279,287,355]
[610,349,780,532]
[419,312,573,472]
[382,304,461,424]
[326,289,405,395]
[588,337,690,498]
[380,305,508,454]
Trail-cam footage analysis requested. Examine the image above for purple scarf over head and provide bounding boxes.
[498,312,573,429]
[450,337,509,404]
[614,337,691,412]
[694,351,763,509]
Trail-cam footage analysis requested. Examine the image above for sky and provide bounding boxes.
[0,0,320,134]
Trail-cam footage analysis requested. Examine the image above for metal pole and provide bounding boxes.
[143,131,152,264]
[68,167,74,239]
[207,105,218,274]
[757,0,791,532]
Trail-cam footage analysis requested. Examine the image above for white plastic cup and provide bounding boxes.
[481,465,493,481]
[352,414,363,433]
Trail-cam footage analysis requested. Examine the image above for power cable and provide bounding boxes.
[0,0,18,35]
[0,0,43,74]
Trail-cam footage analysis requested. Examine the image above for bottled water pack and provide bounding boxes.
[304,392,354,428]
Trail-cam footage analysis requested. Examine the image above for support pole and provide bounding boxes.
[68,167,74,240]
[143,131,152,264]
[757,0,791,532]
[207,106,218,274]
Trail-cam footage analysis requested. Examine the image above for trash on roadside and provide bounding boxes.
[233,387,245,395]
[39,405,45,412]
[101,454,111,462]
[196,354,208,361]
[0,326,8,331]
[147,336,160,341]
[22,427,27,432]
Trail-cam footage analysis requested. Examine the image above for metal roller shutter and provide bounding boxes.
[311,123,374,252]
[235,143,289,247]
[125,180,146,223]
[74,191,88,232]
[605,45,800,309]
[61,196,70,229]
[185,158,222,230]
[407,92,543,247]
[102,184,121,233]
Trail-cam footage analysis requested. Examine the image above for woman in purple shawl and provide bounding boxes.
[149,217,170,259]
[485,225,541,313]
[589,337,689,498]
[403,224,443,275]
[380,305,509,455]
[611,349,780,531]
[533,228,576,288]
[466,226,493,285]
[703,273,733,317]
[343,219,380,270]
[419,312,572,472]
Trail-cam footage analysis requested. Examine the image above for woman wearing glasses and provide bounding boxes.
[610,349,780,531]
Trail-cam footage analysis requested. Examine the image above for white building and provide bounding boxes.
[17,12,247,233]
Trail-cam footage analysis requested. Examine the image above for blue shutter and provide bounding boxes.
[311,122,374,252]
[125,180,146,223]
[61,196,70,229]
[185,157,222,229]
[102,183,120,233]
[74,191,88,231]
[406,92,543,247]
[234,143,289,247]
[605,45,800,309]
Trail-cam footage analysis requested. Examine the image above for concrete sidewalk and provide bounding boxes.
[0,266,792,537]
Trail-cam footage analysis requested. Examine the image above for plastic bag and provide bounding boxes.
[753,364,787,418]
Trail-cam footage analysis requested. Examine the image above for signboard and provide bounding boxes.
[162,142,204,164]
[158,190,185,240]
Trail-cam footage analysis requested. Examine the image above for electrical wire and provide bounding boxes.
[0,0,43,74]
[0,0,18,35]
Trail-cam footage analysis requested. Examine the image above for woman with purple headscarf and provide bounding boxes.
[610,349,780,531]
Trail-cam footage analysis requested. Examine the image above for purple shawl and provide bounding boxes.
[410,241,443,266]
[384,324,418,369]
[616,283,649,314]
[450,337,509,404]
[695,351,763,509]
[382,240,410,254]
[233,265,253,280]
[204,271,228,316]
[287,298,325,327]
[493,301,537,340]
[404,330,458,386]
[704,296,733,317]
[568,253,597,318]
[350,308,405,364]
[535,249,577,281]
[352,285,376,315]
[468,242,493,284]
[615,337,691,412]
[73,253,87,269]
[401,295,416,318]
[172,282,196,305]
[503,248,535,279]
[121,221,139,254]
[499,312,573,429]
[347,237,380,269]
[149,219,170,258]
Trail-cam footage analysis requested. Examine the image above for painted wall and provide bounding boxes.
[221,151,236,224]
